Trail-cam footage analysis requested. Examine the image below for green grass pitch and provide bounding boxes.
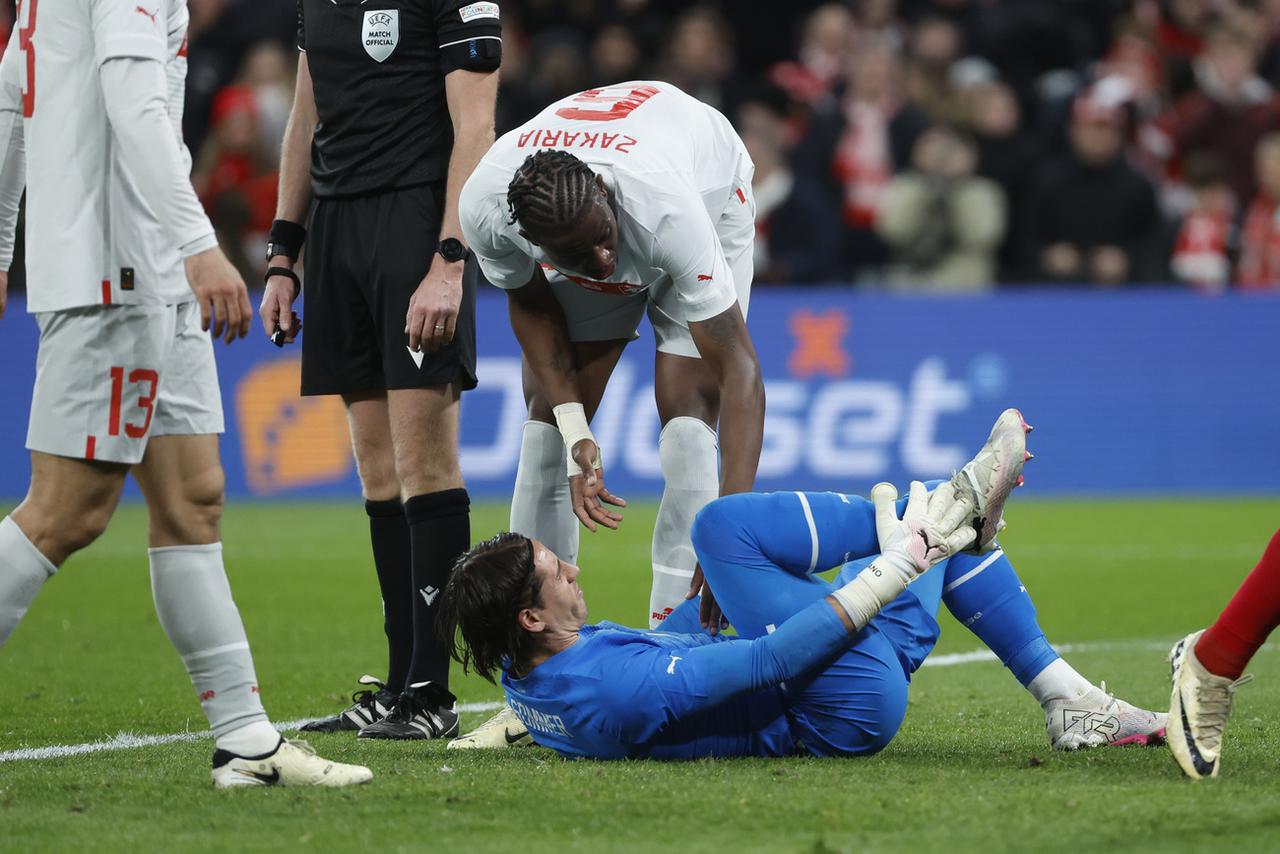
[2,498,1279,853]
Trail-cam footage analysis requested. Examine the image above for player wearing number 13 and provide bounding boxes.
[0,0,369,787]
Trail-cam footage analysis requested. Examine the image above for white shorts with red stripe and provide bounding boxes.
[26,302,224,464]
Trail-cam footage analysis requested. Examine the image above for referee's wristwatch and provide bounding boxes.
[437,237,468,264]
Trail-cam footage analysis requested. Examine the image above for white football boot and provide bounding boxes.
[948,408,1033,551]
[1166,630,1253,779]
[447,705,533,750]
[211,737,373,788]
[1045,683,1167,750]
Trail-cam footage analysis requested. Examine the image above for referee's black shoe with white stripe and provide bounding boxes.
[300,675,397,733]
[358,681,459,741]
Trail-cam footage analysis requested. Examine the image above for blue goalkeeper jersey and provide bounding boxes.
[501,622,798,760]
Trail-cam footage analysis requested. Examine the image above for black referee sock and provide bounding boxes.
[365,498,414,692]
[404,488,471,692]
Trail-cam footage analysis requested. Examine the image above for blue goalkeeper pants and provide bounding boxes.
[687,485,967,758]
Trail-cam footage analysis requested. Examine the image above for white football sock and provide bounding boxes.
[148,543,275,753]
[651,417,719,627]
[510,420,579,564]
[1026,658,1095,707]
[216,721,282,757]
[0,516,58,648]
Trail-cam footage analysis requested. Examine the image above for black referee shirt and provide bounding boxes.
[298,0,502,199]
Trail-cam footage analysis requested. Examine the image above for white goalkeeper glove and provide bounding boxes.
[872,480,977,576]
[832,481,977,631]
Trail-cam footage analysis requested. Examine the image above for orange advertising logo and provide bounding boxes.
[235,358,353,494]
[788,309,851,378]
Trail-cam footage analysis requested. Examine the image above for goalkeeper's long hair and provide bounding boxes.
[506,149,598,238]
[437,531,544,684]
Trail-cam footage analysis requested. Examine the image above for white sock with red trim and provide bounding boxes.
[148,543,276,755]
[651,417,719,628]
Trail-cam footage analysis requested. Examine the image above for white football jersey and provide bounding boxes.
[460,81,752,324]
[5,0,196,312]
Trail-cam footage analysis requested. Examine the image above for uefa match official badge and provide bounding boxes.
[362,9,400,62]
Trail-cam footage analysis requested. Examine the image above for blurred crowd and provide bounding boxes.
[4,0,1280,291]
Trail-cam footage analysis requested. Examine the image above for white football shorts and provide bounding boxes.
[27,301,225,464]
[549,173,756,359]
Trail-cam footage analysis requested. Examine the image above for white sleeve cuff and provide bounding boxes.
[179,232,219,259]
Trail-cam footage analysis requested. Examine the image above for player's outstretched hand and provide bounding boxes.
[871,480,976,576]
[185,246,253,345]
[568,438,626,532]
[260,270,302,346]
[0,270,7,320]
[405,260,462,354]
[686,564,728,635]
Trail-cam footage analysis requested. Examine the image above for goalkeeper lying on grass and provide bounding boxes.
[439,411,1166,759]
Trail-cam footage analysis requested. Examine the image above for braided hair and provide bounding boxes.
[506,150,599,238]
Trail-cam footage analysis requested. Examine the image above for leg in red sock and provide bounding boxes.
[1195,529,1280,679]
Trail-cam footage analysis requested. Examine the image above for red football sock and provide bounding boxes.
[1195,529,1280,679]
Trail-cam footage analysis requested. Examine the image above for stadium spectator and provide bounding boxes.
[903,15,967,125]
[653,6,738,112]
[1147,0,1217,97]
[1148,21,1280,206]
[589,24,645,86]
[182,0,295,157]
[1236,132,1280,288]
[827,40,929,279]
[238,42,294,159]
[769,3,858,107]
[193,86,279,282]
[1025,90,1161,286]
[1170,151,1236,291]
[852,0,906,51]
[876,123,1005,291]
[739,96,843,283]
[964,78,1037,281]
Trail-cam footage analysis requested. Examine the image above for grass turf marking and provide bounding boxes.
[0,702,504,763]
[14,638,1265,765]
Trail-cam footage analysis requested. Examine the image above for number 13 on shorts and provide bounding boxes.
[108,366,159,440]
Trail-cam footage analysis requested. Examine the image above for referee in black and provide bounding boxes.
[258,0,500,741]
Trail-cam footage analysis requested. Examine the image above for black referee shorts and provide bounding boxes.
[300,185,479,396]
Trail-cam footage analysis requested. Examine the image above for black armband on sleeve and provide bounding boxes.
[440,35,501,73]
[436,0,502,74]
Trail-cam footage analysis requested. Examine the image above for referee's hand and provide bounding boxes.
[260,267,302,346]
[184,246,253,345]
[405,258,462,353]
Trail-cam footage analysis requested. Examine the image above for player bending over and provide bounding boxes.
[1166,529,1279,778]
[455,80,764,748]
[440,411,1166,759]
[0,1,366,787]
[460,81,765,628]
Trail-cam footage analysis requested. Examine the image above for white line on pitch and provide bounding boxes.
[1,641,1271,764]
[0,702,505,764]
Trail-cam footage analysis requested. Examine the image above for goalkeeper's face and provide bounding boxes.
[525,540,589,633]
